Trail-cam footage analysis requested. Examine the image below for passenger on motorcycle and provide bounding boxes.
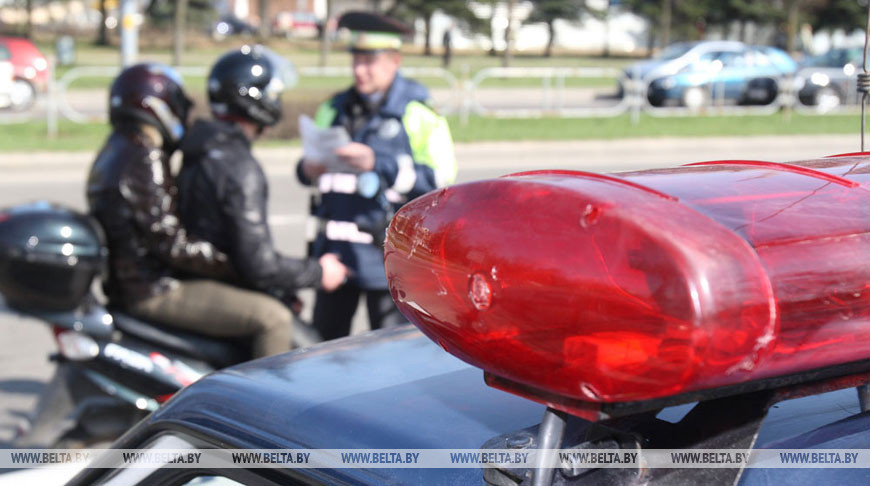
[176,46,348,339]
[86,63,308,358]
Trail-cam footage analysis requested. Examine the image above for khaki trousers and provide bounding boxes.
[128,280,291,358]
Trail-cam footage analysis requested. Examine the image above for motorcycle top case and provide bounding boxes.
[0,202,106,311]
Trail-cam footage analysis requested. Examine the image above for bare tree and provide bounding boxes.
[660,0,671,48]
[97,0,109,45]
[388,1,476,57]
[258,0,270,40]
[172,0,189,66]
[319,0,332,67]
[529,1,599,58]
[503,0,516,67]
[785,0,803,55]
[25,0,33,38]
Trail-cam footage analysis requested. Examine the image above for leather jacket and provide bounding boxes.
[86,123,231,306]
[178,119,322,299]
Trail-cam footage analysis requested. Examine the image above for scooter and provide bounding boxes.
[0,201,320,448]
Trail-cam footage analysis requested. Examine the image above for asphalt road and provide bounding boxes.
[0,85,621,122]
[0,134,861,451]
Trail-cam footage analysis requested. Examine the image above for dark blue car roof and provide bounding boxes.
[151,326,544,484]
[146,326,867,485]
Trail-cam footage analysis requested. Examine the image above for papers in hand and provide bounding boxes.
[299,114,357,173]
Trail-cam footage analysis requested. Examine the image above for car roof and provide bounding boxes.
[691,40,747,51]
[147,326,544,483]
[126,322,868,484]
[0,37,37,49]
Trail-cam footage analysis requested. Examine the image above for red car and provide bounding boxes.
[0,36,49,110]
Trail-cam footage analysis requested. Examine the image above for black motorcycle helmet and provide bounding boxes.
[208,45,297,128]
[109,63,193,150]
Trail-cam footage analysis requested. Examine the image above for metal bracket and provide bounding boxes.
[483,368,870,486]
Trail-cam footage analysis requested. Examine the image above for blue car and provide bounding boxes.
[67,154,870,486]
[624,41,797,109]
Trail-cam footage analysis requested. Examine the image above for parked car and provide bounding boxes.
[211,16,257,41]
[0,60,15,109]
[622,41,797,110]
[0,36,49,111]
[68,154,870,486]
[796,47,866,111]
[273,11,321,39]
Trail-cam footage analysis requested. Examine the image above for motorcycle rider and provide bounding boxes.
[177,46,348,326]
[87,63,303,358]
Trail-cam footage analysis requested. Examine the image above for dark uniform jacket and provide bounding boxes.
[296,73,456,290]
[86,124,230,307]
[178,119,322,299]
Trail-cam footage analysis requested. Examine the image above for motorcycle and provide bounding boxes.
[0,201,321,448]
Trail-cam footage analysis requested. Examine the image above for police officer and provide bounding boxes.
[297,12,458,340]
[177,46,348,343]
[88,64,298,359]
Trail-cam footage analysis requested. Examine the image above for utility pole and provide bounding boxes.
[120,0,138,66]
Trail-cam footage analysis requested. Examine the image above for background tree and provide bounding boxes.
[619,0,665,55]
[258,0,270,40]
[528,0,581,57]
[172,0,188,66]
[475,0,500,57]
[143,0,214,30]
[97,0,110,45]
[388,0,478,56]
[808,0,866,32]
[771,0,827,54]
[503,0,515,66]
[621,0,777,54]
[25,0,32,38]
[319,0,332,67]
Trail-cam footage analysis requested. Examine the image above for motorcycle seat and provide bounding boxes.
[109,310,249,368]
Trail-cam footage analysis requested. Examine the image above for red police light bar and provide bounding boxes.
[384,155,870,417]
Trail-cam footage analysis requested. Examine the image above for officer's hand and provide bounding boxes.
[319,253,349,292]
[301,159,327,180]
[335,142,375,171]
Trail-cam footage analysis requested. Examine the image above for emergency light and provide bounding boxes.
[384,155,870,417]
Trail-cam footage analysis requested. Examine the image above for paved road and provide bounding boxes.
[0,134,861,450]
[0,85,622,122]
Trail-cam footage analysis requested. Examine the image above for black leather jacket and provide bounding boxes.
[178,119,322,299]
[86,124,231,306]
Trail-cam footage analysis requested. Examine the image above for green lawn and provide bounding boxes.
[60,71,612,92]
[46,40,632,71]
[0,121,110,151]
[1,113,862,152]
[446,113,865,142]
[50,42,628,90]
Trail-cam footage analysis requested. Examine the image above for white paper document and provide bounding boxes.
[299,114,357,173]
